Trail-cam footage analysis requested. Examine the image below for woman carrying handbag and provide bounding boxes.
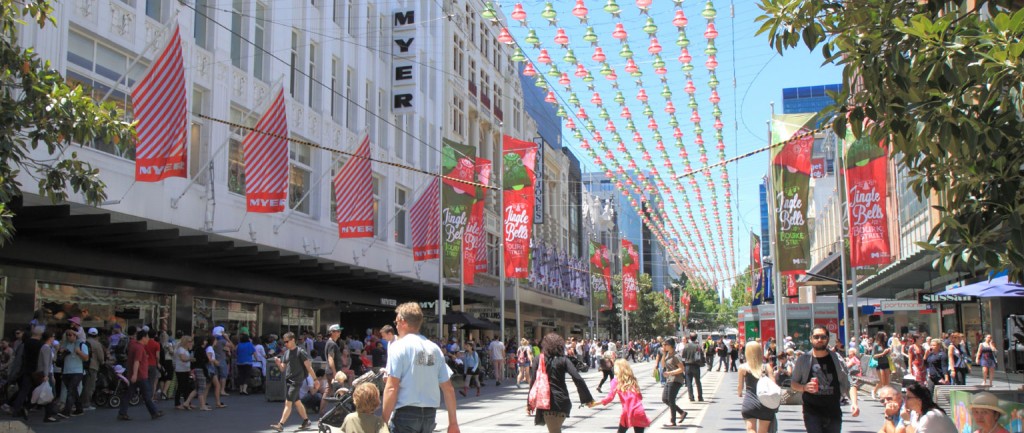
[527,333,595,433]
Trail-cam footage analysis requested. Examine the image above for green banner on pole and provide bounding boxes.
[441,139,477,279]
[770,113,817,276]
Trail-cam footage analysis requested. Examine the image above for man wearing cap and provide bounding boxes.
[324,325,344,377]
[81,328,105,411]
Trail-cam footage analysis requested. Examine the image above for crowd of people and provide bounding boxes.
[1,314,1012,433]
[0,316,400,426]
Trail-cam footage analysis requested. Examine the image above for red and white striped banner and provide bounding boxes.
[131,25,188,181]
[243,88,289,213]
[411,178,440,261]
[334,133,373,238]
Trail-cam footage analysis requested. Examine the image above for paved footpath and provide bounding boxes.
[6,359,889,433]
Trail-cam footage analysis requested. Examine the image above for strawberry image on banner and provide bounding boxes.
[844,135,893,268]
[243,88,289,213]
[502,136,537,279]
[621,239,639,312]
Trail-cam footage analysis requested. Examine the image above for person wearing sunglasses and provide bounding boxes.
[269,332,319,432]
[791,325,860,433]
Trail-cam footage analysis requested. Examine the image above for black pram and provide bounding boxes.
[317,369,385,433]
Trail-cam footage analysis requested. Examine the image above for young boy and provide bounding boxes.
[340,383,387,433]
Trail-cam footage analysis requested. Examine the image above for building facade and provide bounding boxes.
[1,0,591,342]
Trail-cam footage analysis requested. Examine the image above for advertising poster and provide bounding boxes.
[462,158,490,285]
[770,113,817,275]
[758,304,776,343]
[621,239,639,312]
[502,136,537,278]
[441,139,477,279]
[950,390,1024,433]
[844,134,893,268]
[589,240,613,311]
[813,303,840,345]
[786,303,813,352]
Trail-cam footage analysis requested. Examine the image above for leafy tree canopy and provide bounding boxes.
[757,1,1024,282]
[0,0,135,242]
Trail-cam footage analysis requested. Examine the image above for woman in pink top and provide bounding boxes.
[594,359,651,433]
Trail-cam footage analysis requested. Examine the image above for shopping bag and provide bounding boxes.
[527,354,551,411]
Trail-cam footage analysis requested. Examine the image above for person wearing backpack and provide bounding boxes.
[737,340,777,433]
[680,332,704,402]
[790,325,860,433]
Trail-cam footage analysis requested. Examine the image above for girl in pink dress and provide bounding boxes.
[595,359,651,433]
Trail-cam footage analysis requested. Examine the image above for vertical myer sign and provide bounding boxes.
[392,8,417,115]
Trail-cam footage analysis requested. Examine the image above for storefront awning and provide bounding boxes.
[7,201,462,303]
[941,276,1024,298]
[854,250,948,299]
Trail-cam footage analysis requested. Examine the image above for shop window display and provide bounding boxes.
[35,282,172,332]
[280,307,317,336]
[193,298,259,337]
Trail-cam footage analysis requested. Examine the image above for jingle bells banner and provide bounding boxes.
[843,134,893,268]
[502,136,537,278]
[770,113,816,276]
[622,239,640,312]
[441,139,477,279]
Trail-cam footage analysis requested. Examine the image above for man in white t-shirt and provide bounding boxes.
[381,303,460,433]
[487,338,505,386]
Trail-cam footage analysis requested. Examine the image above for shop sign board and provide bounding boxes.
[880,300,928,311]
[918,293,977,303]
[813,303,840,344]
[392,7,418,114]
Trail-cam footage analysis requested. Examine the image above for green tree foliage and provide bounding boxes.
[726,266,755,310]
[0,0,135,242]
[625,274,679,338]
[595,273,678,340]
[757,1,1024,282]
[683,280,733,330]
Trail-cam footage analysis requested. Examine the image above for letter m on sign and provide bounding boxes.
[394,11,414,27]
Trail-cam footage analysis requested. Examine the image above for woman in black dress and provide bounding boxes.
[738,341,776,433]
[871,331,892,399]
[528,333,595,433]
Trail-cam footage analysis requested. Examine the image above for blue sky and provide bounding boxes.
[495,1,841,297]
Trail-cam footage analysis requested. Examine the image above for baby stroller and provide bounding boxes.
[318,369,385,433]
[92,364,140,408]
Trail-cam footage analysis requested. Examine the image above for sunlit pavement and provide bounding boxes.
[10,359,886,433]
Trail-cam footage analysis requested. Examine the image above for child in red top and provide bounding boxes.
[594,359,651,433]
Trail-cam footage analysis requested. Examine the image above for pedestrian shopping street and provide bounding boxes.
[12,359,899,433]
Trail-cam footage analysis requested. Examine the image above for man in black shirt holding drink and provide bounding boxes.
[790,325,859,433]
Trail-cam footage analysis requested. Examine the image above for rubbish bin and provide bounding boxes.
[265,361,285,402]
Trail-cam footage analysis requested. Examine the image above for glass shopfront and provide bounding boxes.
[193,297,260,337]
[280,307,318,335]
[35,282,173,331]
